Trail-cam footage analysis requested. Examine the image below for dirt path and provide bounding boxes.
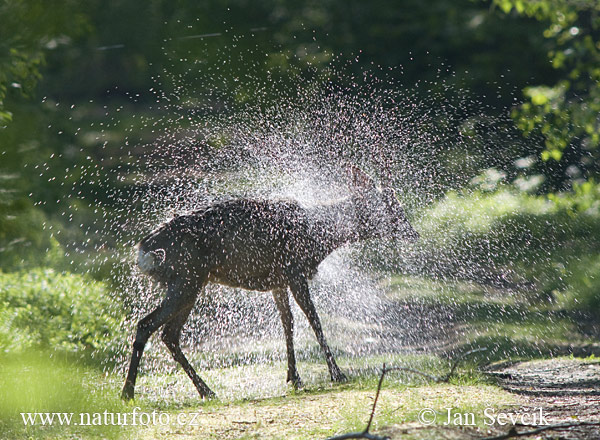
[136,278,600,439]
[487,358,600,439]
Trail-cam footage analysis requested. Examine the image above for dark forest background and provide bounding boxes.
[1,0,599,376]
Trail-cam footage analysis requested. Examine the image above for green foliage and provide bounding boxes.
[548,178,600,213]
[0,44,43,126]
[0,269,125,356]
[494,0,600,167]
[0,0,89,126]
[415,179,600,318]
[561,254,600,318]
[0,198,65,270]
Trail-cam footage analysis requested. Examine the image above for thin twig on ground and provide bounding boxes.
[324,432,391,440]
[442,347,488,381]
[325,349,485,440]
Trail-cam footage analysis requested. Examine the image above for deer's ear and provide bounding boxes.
[347,165,375,190]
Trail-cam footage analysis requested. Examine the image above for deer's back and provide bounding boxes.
[182,199,328,290]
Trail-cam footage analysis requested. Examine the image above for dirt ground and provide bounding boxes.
[484,358,600,440]
[136,280,600,440]
[137,359,599,440]
[371,359,600,440]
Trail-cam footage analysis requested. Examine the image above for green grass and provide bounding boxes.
[0,348,518,440]
[387,275,513,306]
[386,275,597,363]
[128,360,516,440]
[409,185,600,320]
[0,350,131,440]
[0,263,597,439]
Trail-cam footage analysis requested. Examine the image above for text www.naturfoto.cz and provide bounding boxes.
[21,408,202,426]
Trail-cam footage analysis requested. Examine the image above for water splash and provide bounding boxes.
[107,71,466,396]
[40,44,555,400]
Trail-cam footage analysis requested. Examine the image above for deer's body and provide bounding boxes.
[139,199,359,290]
[122,169,418,400]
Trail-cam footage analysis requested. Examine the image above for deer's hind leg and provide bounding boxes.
[287,275,347,383]
[122,282,197,400]
[161,304,215,398]
[272,288,302,387]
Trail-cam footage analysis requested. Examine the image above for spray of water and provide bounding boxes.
[40,42,556,401]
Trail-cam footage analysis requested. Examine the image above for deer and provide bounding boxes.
[121,166,419,400]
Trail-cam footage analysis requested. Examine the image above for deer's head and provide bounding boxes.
[348,166,419,243]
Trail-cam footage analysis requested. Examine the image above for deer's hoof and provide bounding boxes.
[121,385,135,401]
[331,370,348,383]
[287,373,303,389]
[199,387,216,399]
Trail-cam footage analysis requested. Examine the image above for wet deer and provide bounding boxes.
[121,167,419,400]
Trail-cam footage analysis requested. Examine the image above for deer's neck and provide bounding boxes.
[310,196,365,254]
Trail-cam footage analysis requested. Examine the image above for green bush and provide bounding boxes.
[0,200,65,271]
[409,180,600,318]
[561,254,600,320]
[0,269,125,359]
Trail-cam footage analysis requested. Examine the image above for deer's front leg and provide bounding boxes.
[287,275,347,383]
[272,288,302,387]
